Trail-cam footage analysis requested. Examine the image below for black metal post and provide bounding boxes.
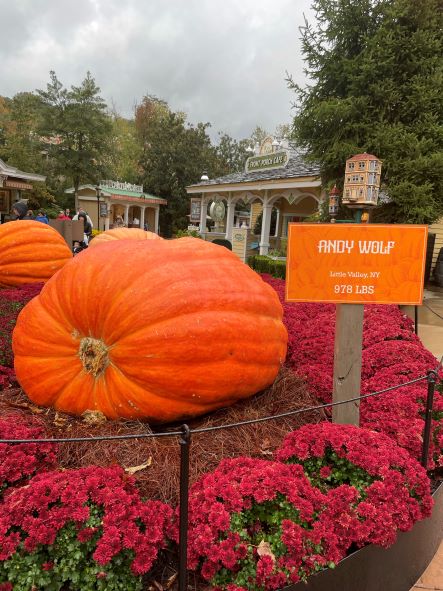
[421,371,437,468]
[178,424,191,591]
[96,192,100,229]
[414,306,418,336]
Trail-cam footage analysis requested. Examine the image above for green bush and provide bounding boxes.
[247,255,286,279]
[174,229,201,238]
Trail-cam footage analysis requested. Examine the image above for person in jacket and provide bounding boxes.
[72,209,93,228]
[57,210,71,220]
[35,210,49,224]
[12,201,33,220]
[78,211,92,244]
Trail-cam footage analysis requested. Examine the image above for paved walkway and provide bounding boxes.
[410,286,443,591]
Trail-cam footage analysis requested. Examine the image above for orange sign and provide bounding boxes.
[286,224,428,305]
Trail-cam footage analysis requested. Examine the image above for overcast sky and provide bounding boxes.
[0,0,315,140]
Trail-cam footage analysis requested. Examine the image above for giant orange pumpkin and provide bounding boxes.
[12,238,287,422]
[89,228,162,247]
[0,220,72,287]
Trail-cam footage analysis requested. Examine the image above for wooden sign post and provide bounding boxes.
[286,223,428,426]
[332,303,364,424]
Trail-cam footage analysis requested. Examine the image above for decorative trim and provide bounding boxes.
[187,179,322,194]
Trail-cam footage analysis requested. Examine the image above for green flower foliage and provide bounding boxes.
[0,514,142,591]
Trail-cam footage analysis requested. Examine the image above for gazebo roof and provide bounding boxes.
[65,184,167,205]
[187,146,320,191]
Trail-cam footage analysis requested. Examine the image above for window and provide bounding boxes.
[348,162,355,170]
[367,187,373,200]
[358,161,365,170]
[369,160,378,171]
[345,189,350,197]
[282,215,306,237]
[368,173,377,184]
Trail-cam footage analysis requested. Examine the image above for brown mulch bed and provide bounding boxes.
[0,366,324,505]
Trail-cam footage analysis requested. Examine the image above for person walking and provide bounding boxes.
[34,210,49,224]
[78,211,92,245]
[72,209,93,228]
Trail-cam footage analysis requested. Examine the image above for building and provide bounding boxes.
[65,181,167,233]
[0,158,46,223]
[186,137,323,258]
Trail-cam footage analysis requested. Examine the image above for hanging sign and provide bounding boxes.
[245,150,289,173]
[286,224,428,305]
[190,198,202,223]
[99,202,108,217]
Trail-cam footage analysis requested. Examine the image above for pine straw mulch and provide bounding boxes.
[0,366,325,505]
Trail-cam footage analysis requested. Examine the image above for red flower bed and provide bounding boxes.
[0,283,43,389]
[277,422,433,549]
[183,457,345,591]
[0,416,57,495]
[262,275,443,468]
[0,466,173,590]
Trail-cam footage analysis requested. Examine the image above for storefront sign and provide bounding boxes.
[245,150,289,174]
[100,180,143,193]
[286,224,428,305]
[190,198,202,223]
[4,180,33,190]
[210,200,225,222]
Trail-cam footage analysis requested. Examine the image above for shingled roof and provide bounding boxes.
[187,146,320,188]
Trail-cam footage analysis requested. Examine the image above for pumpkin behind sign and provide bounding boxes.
[0,220,72,287]
[12,238,288,422]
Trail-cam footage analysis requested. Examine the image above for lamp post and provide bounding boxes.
[328,185,340,222]
[95,185,105,231]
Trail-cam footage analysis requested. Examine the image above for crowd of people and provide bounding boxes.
[11,201,93,255]
[11,200,149,255]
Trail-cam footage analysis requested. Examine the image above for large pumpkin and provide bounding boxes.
[0,220,72,287]
[13,238,287,422]
[89,228,162,247]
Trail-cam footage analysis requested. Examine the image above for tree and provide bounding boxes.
[249,125,269,148]
[106,113,142,184]
[37,71,112,210]
[0,92,44,173]
[289,0,443,223]
[136,95,220,236]
[214,133,251,175]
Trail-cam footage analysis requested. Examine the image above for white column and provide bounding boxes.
[124,204,129,226]
[154,206,160,234]
[259,195,272,255]
[199,197,207,234]
[274,208,280,237]
[225,196,236,241]
[140,207,145,230]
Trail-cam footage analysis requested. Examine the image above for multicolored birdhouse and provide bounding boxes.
[342,153,382,208]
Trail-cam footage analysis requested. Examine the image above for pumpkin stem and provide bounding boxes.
[79,337,109,378]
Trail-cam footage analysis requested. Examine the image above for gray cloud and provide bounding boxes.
[0,0,314,139]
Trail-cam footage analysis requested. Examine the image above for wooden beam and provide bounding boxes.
[332,303,364,425]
